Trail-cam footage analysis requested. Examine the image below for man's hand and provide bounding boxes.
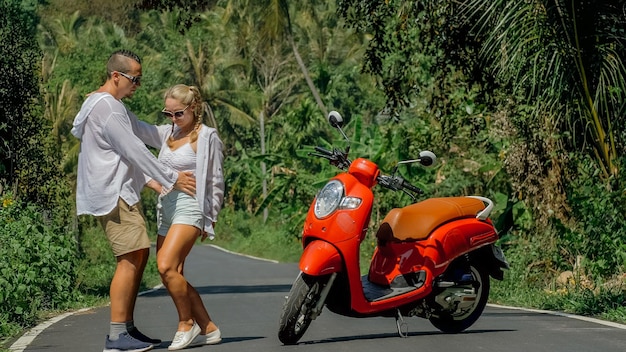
[174,171,196,196]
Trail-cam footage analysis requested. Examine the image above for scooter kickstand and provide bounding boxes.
[395,310,408,338]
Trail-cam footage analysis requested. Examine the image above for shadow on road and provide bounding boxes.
[151,336,264,350]
[142,284,293,297]
[297,329,516,345]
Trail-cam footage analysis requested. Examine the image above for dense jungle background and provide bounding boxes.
[1,0,626,346]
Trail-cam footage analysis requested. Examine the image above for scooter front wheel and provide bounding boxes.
[278,273,327,345]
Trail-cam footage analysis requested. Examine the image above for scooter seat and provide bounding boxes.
[376,197,486,243]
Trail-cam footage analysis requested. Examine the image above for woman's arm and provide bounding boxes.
[145,178,163,194]
[127,108,171,149]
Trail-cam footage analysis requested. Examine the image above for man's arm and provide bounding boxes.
[104,110,196,194]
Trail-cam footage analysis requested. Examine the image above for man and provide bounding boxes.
[71,50,195,352]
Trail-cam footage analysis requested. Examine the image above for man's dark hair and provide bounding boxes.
[106,49,141,78]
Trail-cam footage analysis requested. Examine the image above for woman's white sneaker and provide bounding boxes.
[191,328,222,346]
[167,322,201,351]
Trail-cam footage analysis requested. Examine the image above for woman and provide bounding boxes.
[146,84,224,351]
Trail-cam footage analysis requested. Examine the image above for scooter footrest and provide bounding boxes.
[361,275,418,302]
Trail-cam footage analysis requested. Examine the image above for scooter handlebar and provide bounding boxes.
[401,179,423,195]
[313,146,333,156]
[311,148,422,194]
[309,146,351,170]
[377,175,423,196]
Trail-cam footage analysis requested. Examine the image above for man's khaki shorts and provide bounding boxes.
[97,198,151,257]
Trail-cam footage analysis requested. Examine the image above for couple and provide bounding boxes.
[72,50,224,352]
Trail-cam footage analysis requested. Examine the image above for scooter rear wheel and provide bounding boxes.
[278,273,326,345]
[429,263,490,333]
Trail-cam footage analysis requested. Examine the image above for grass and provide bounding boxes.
[210,207,304,263]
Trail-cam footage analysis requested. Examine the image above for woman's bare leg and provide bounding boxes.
[157,224,198,331]
[156,232,218,334]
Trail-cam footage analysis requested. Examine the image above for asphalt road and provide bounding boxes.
[10,244,626,352]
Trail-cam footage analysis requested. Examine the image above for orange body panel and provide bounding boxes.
[348,158,379,188]
[369,218,497,286]
[299,241,343,276]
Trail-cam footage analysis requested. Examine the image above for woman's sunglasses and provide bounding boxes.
[161,105,190,119]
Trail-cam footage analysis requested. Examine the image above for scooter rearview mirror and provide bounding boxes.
[328,111,344,128]
[395,150,437,171]
[328,110,350,147]
[418,150,437,167]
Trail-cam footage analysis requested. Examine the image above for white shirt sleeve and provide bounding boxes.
[196,126,225,237]
[102,110,178,189]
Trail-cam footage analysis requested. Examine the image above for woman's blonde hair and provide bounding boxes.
[164,84,204,147]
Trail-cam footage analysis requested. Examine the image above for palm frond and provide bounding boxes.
[462,0,625,177]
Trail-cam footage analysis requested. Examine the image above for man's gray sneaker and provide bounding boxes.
[128,327,161,346]
[103,332,153,352]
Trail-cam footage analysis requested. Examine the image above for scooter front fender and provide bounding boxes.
[299,241,343,276]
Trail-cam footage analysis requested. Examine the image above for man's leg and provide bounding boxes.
[110,248,149,322]
[99,199,153,340]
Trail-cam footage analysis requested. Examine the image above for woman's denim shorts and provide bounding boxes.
[157,190,202,236]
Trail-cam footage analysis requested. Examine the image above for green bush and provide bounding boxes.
[563,156,626,278]
[73,219,115,297]
[0,194,79,338]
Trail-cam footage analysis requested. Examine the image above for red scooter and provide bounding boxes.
[278,111,509,344]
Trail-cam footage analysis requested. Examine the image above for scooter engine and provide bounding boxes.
[434,287,477,314]
[433,275,477,314]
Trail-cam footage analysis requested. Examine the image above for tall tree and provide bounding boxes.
[224,0,328,118]
[251,43,299,220]
[38,14,81,163]
[218,0,309,219]
[0,0,60,206]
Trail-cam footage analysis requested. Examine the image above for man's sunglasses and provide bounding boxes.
[161,105,190,119]
[118,71,142,85]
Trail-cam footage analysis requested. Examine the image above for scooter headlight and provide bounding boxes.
[314,180,344,218]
